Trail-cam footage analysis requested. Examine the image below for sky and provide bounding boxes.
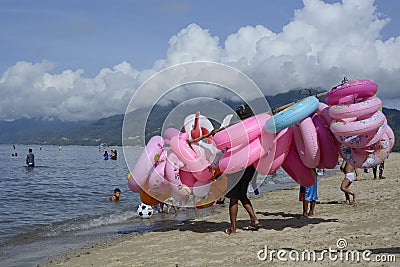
[0,0,399,121]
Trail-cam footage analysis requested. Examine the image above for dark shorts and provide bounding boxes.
[226,165,256,199]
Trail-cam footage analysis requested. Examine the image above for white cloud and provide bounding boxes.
[0,61,144,120]
[0,0,399,121]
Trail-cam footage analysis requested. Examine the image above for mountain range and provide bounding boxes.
[1,89,399,151]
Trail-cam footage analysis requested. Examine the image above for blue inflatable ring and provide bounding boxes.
[265,96,319,133]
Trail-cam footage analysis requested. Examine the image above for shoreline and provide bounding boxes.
[40,154,399,266]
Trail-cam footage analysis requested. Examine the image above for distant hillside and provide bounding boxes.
[54,114,124,146]
[0,118,92,144]
[1,90,399,151]
[382,107,400,152]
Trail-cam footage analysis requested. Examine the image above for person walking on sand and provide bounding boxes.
[224,104,260,235]
[340,160,361,204]
[299,169,318,217]
[372,161,385,179]
[224,165,260,235]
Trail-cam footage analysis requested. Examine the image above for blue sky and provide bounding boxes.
[0,0,399,120]
[1,0,398,76]
[0,0,301,75]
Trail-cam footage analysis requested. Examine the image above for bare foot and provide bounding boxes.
[308,211,314,217]
[251,220,260,228]
[352,192,357,203]
[303,212,308,217]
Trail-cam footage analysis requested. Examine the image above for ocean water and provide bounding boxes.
[0,144,297,267]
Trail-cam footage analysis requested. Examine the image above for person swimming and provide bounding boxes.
[108,188,121,201]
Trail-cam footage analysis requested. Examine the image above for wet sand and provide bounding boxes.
[40,153,400,266]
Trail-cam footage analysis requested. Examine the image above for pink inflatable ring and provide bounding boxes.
[329,96,382,120]
[330,111,385,137]
[339,132,391,168]
[326,79,377,106]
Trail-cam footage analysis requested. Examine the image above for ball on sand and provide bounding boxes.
[137,203,153,219]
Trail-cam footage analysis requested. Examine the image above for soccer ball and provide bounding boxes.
[136,203,153,219]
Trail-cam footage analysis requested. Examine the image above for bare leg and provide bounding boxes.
[308,201,316,216]
[172,199,178,213]
[228,198,239,233]
[379,163,385,179]
[160,203,165,213]
[240,197,259,226]
[372,166,377,179]
[303,201,309,217]
[182,195,190,210]
[340,179,356,203]
[345,192,350,204]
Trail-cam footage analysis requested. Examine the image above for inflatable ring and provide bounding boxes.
[195,174,228,209]
[265,96,319,134]
[253,127,279,175]
[329,96,382,120]
[127,172,141,192]
[213,114,270,150]
[330,110,385,136]
[179,169,197,189]
[293,117,320,168]
[316,102,333,126]
[325,79,377,105]
[130,136,164,188]
[261,126,293,175]
[147,154,167,194]
[170,133,209,173]
[218,136,264,174]
[140,189,162,206]
[335,118,387,148]
[312,114,338,169]
[386,125,395,150]
[282,141,316,187]
[164,152,191,201]
[339,132,391,168]
[163,128,181,146]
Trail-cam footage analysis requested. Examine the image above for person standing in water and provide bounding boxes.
[26,148,35,167]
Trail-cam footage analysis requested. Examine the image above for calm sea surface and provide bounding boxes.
[0,144,297,267]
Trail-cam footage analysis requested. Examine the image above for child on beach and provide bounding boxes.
[160,197,178,214]
[340,160,361,204]
[299,170,318,217]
